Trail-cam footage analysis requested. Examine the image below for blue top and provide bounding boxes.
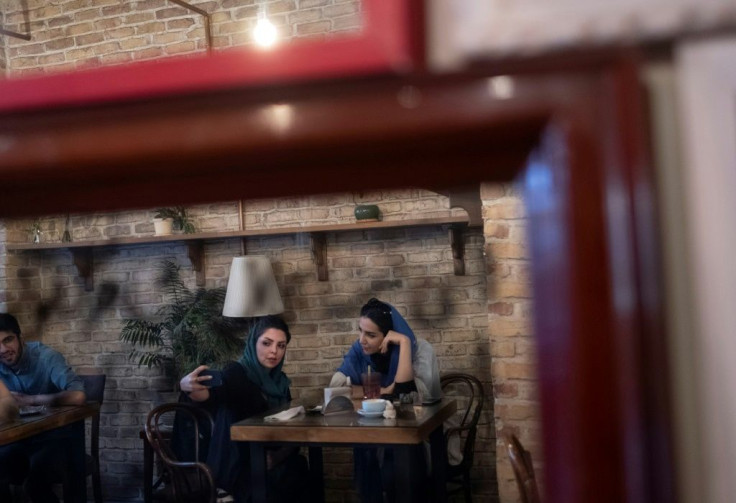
[336,302,418,388]
[0,341,84,395]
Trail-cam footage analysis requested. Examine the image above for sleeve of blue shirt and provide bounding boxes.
[47,349,85,393]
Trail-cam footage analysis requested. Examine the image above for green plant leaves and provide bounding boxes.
[119,260,243,380]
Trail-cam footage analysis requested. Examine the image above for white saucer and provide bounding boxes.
[357,409,384,418]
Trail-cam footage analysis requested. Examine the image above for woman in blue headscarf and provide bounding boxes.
[180,315,309,503]
[331,298,441,402]
[330,298,441,503]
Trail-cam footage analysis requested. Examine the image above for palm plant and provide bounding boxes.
[120,260,243,380]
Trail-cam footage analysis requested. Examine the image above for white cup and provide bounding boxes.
[362,398,386,413]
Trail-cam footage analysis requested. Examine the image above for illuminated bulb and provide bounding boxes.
[253,18,277,48]
[487,76,515,100]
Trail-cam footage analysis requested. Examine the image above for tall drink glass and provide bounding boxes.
[361,371,382,399]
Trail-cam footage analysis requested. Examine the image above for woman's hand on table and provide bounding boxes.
[179,365,212,401]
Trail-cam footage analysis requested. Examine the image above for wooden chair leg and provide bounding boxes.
[93,463,103,503]
[463,470,472,503]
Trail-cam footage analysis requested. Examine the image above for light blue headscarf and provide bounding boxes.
[336,301,417,387]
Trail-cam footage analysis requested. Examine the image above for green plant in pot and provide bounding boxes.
[120,260,243,382]
[154,206,196,234]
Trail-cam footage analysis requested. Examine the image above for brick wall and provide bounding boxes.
[482,184,540,501]
[2,189,508,502]
[1,0,361,76]
[0,9,6,74]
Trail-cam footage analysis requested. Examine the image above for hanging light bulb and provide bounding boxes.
[253,12,277,48]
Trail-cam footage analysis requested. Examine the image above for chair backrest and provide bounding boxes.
[79,374,106,459]
[504,433,540,503]
[440,373,484,469]
[80,374,106,404]
[145,403,216,503]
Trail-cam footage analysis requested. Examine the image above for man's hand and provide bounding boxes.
[10,390,85,407]
[10,391,36,407]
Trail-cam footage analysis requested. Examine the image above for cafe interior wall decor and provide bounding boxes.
[1,187,510,502]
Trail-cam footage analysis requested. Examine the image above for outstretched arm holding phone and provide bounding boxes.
[179,365,219,402]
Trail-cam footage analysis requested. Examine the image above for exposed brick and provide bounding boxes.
[492,361,537,380]
[332,14,362,31]
[74,32,105,45]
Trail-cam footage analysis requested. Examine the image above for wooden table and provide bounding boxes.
[0,404,99,503]
[231,399,456,503]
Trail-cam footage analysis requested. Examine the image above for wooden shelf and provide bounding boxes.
[7,216,475,290]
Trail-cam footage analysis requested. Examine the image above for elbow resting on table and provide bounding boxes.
[59,390,87,406]
[0,396,19,422]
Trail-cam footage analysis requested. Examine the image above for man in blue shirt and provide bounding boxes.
[0,313,86,503]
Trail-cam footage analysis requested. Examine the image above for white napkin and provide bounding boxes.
[383,401,396,419]
[264,406,305,422]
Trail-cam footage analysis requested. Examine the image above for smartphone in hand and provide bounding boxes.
[199,369,223,387]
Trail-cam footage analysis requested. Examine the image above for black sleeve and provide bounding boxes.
[210,362,268,422]
[392,380,418,398]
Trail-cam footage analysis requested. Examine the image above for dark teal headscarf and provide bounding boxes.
[238,316,291,408]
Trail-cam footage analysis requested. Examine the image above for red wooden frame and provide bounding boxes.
[0,0,423,113]
[0,8,675,501]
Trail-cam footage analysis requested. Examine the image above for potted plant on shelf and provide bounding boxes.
[154,206,196,235]
[120,260,243,384]
[28,219,42,243]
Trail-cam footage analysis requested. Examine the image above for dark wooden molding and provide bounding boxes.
[441,185,482,226]
[186,241,205,286]
[449,225,465,276]
[71,247,93,292]
[310,232,328,281]
[8,216,472,286]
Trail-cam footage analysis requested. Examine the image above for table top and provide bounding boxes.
[230,399,456,445]
[0,404,99,446]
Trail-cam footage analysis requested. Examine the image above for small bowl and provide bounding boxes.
[362,398,386,413]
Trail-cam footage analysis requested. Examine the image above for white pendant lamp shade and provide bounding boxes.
[222,256,284,317]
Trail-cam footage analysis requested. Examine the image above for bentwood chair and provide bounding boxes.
[503,433,541,503]
[440,373,485,503]
[145,402,216,503]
